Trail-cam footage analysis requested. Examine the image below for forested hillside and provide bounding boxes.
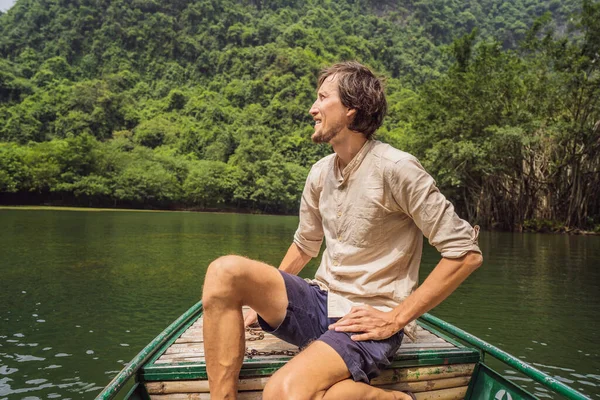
[0,0,598,232]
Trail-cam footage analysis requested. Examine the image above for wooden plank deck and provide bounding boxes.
[142,308,479,399]
[155,317,456,365]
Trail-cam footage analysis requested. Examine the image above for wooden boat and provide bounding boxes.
[96,302,588,400]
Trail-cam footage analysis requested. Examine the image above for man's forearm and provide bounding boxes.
[278,243,312,275]
[392,251,483,329]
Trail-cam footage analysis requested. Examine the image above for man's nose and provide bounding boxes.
[309,101,318,116]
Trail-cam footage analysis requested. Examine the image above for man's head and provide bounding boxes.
[310,61,387,143]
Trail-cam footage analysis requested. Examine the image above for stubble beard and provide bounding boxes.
[311,122,343,144]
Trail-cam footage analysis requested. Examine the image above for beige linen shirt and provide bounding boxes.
[293,140,481,341]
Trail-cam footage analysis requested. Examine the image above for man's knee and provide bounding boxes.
[205,255,247,283]
[263,372,323,400]
[202,255,246,305]
[263,374,301,400]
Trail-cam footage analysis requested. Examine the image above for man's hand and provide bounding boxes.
[328,305,402,341]
[244,308,259,327]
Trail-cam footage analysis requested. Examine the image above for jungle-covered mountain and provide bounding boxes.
[0,0,599,232]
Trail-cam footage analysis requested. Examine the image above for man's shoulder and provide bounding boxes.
[306,153,335,184]
[311,153,336,173]
[372,141,418,165]
[314,153,336,167]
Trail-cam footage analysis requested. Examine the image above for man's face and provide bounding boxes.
[309,75,352,144]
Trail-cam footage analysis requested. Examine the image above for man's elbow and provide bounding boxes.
[464,251,483,271]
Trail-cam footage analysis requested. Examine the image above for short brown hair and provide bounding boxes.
[318,61,387,139]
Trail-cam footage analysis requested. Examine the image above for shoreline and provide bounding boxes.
[2,205,598,235]
[0,205,294,218]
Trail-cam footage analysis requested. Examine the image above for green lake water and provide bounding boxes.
[0,209,598,399]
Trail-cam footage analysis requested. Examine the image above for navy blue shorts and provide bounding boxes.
[257,271,404,383]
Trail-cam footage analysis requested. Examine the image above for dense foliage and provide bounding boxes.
[0,0,598,230]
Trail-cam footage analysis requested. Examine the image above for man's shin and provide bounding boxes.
[203,301,245,399]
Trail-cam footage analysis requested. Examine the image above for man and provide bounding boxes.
[202,61,483,400]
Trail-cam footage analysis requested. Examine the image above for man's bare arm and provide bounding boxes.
[330,251,483,340]
[279,242,313,275]
[244,243,312,326]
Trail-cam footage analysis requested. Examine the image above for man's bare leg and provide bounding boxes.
[202,255,288,400]
[263,340,413,400]
[323,380,414,400]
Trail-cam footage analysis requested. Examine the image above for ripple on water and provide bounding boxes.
[54,354,71,358]
[80,383,95,391]
[506,376,533,383]
[14,355,45,362]
[85,386,104,393]
[1,379,54,396]
[25,379,47,385]
[532,362,576,372]
[554,375,575,384]
[0,366,18,375]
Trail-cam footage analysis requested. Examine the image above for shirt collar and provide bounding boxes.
[334,139,375,184]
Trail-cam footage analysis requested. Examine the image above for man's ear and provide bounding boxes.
[346,108,357,118]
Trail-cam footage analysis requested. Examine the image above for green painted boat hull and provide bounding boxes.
[466,363,537,400]
[95,302,590,400]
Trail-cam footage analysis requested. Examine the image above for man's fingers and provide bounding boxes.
[333,324,366,333]
[243,310,258,327]
[329,317,361,329]
[350,306,370,315]
[329,306,380,330]
[351,333,374,341]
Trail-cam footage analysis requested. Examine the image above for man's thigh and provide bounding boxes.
[263,340,351,399]
[257,271,329,348]
[319,329,404,383]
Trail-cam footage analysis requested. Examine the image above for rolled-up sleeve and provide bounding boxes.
[386,157,481,258]
[293,164,324,258]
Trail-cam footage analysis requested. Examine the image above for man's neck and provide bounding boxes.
[331,131,368,170]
